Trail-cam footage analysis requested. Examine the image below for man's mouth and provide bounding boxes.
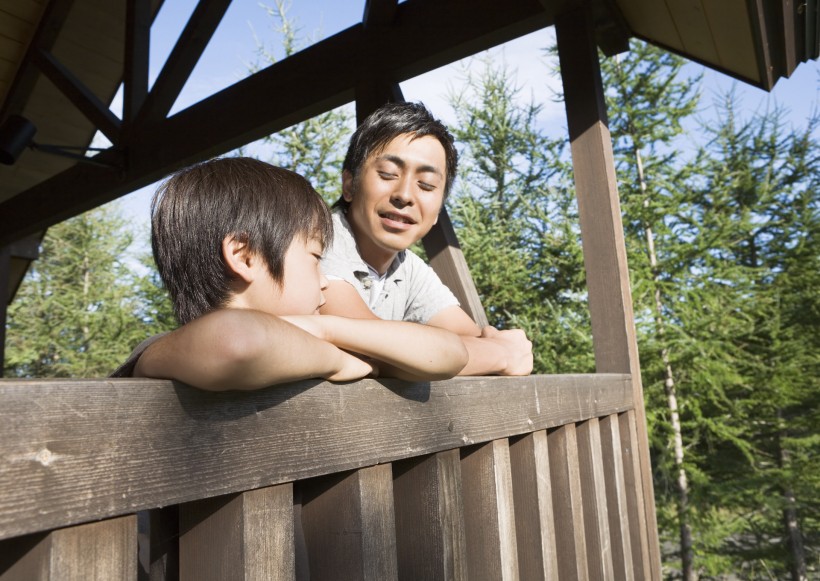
[379,211,416,225]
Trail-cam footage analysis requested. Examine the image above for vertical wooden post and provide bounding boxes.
[179,485,295,581]
[508,430,560,581]
[393,449,468,581]
[0,515,138,581]
[555,6,661,578]
[460,439,519,581]
[300,466,398,581]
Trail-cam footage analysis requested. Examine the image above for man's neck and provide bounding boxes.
[346,216,398,276]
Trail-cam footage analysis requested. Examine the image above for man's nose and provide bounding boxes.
[390,177,414,205]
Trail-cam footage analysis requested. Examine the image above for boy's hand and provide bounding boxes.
[479,326,534,376]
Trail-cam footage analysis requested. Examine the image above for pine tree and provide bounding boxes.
[4,204,173,378]
[447,56,593,374]
[692,96,820,579]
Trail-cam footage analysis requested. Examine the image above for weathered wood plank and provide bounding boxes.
[0,374,631,539]
[548,424,588,580]
[393,450,467,581]
[0,515,137,581]
[460,439,519,581]
[178,484,294,581]
[301,465,397,581]
[508,430,559,581]
[576,418,615,579]
[599,414,634,580]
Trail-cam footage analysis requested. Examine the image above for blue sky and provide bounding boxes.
[115,0,820,240]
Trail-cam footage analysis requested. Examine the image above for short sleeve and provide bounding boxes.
[401,251,459,323]
[109,332,168,378]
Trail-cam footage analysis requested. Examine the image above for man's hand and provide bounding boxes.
[478,326,533,375]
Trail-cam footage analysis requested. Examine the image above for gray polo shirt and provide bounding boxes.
[321,210,459,324]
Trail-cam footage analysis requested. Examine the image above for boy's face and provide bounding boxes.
[343,133,447,272]
[266,236,328,316]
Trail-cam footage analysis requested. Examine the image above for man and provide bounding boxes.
[321,102,533,376]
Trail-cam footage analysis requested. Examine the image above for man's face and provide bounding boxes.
[343,133,447,273]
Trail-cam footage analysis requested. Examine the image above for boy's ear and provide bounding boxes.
[341,170,355,202]
[222,235,256,283]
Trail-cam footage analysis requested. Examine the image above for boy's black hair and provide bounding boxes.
[151,157,332,325]
[336,102,458,210]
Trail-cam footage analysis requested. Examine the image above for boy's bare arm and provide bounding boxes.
[282,314,468,381]
[134,309,373,390]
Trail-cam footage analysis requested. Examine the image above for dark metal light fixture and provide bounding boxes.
[0,114,118,168]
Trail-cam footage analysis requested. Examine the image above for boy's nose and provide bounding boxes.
[319,273,329,291]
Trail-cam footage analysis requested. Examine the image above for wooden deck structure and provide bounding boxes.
[1,0,816,579]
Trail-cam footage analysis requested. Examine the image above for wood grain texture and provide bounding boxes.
[0,374,631,540]
[508,430,559,581]
[576,418,615,579]
[179,484,294,581]
[393,450,467,581]
[556,6,661,577]
[301,465,397,581]
[620,410,652,579]
[599,414,634,580]
[0,515,137,581]
[460,439,519,581]
[548,424,588,580]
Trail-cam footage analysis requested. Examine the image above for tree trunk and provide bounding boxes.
[636,147,697,581]
[777,413,807,581]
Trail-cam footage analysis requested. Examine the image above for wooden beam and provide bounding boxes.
[134,0,232,125]
[0,374,632,540]
[30,49,122,145]
[123,0,151,133]
[0,0,551,245]
[555,5,661,577]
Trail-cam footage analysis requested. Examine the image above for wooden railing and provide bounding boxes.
[0,375,655,580]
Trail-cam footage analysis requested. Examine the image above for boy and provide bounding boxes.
[319,102,533,376]
[112,157,467,389]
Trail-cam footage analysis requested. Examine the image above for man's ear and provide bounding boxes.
[342,170,355,202]
[222,235,256,283]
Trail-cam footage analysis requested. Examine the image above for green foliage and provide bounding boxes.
[5,204,174,378]
[447,56,594,374]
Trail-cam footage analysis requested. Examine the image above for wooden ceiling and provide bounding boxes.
[1,0,817,303]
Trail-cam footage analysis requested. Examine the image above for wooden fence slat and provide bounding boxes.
[0,515,137,581]
[301,465,397,581]
[548,423,589,580]
[508,430,559,581]
[620,411,652,579]
[577,418,616,579]
[599,414,635,580]
[178,484,294,581]
[0,374,632,540]
[393,449,467,581]
[460,439,519,581]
